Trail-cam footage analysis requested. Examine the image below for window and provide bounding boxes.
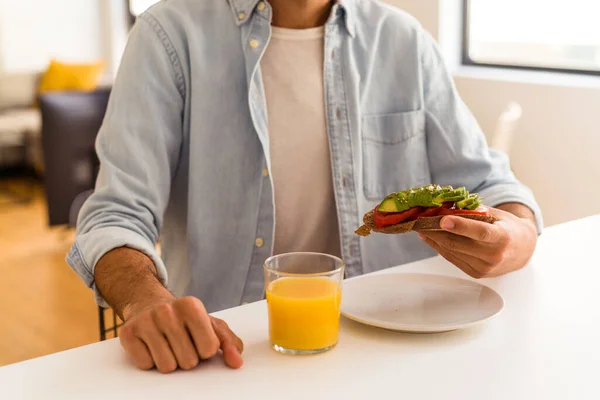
[128,0,160,17]
[463,0,600,75]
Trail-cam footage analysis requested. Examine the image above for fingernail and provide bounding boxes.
[441,217,455,230]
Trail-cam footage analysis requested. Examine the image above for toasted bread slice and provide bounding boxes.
[355,210,497,237]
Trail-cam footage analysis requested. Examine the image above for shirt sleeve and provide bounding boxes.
[65,14,185,307]
[420,30,543,233]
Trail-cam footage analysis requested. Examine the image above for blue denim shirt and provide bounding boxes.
[67,0,543,312]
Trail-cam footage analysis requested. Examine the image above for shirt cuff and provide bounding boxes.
[478,184,544,235]
[66,226,168,307]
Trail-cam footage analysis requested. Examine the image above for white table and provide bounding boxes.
[2,216,599,399]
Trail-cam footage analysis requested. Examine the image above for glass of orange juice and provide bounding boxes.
[264,252,344,355]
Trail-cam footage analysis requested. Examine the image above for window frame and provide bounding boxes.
[461,0,600,76]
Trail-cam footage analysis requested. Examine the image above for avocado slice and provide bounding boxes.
[435,187,469,203]
[407,185,443,208]
[456,194,482,210]
[377,192,410,212]
[377,185,477,212]
[378,195,400,212]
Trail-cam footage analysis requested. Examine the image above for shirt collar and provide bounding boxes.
[228,0,261,25]
[228,0,356,37]
[337,0,356,37]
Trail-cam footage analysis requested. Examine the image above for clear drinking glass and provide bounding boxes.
[264,252,345,355]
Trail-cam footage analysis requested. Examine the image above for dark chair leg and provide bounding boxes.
[99,306,106,341]
[113,310,118,338]
[98,305,123,341]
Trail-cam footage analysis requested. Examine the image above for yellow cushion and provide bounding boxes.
[38,60,105,93]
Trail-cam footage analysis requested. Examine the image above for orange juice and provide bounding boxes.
[266,277,342,351]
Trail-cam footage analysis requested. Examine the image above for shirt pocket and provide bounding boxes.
[362,110,430,200]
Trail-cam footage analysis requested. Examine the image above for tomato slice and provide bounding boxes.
[373,204,490,228]
[438,206,490,216]
[417,202,454,218]
[373,207,423,228]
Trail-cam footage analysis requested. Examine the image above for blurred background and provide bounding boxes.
[0,0,598,367]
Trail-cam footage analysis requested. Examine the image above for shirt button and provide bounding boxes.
[262,167,269,177]
[249,39,260,49]
[257,2,266,11]
[255,238,264,248]
[238,12,246,21]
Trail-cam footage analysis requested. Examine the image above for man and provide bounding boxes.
[67,0,542,373]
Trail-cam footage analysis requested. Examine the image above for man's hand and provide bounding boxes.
[418,204,537,279]
[120,296,244,373]
[94,248,243,373]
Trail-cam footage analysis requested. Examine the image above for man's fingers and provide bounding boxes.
[120,297,242,373]
[211,317,244,369]
[154,305,199,370]
[440,215,503,243]
[421,231,503,266]
[221,343,244,369]
[119,328,154,370]
[211,317,244,353]
[177,298,220,360]
[419,234,487,279]
[136,322,178,374]
[421,231,489,258]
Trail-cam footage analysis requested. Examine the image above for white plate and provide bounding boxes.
[341,273,504,333]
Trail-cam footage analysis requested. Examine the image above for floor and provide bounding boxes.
[0,181,116,367]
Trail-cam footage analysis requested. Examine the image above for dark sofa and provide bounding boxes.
[39,88,110,227]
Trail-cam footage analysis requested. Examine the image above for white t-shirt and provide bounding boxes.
[261,26,341,257]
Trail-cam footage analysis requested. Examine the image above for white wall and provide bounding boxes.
[386,0,600,226]
[455,75,600,227]
[0,0,129,78]
[98,0,130,77]
[385,0,440,39]
[0,0,105,73]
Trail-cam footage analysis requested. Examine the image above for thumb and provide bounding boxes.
[221,341,244,369]
[211,317,244,369]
